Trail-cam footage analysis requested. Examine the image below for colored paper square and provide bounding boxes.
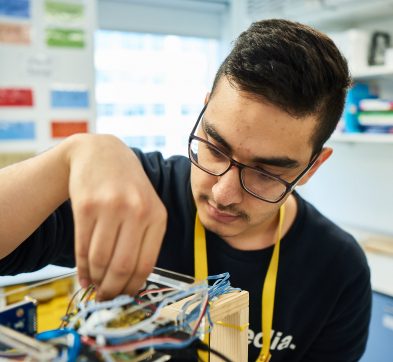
[45,0,84,22]
[0,88,33,107]
[46,28,85,48]
[50,89,88,108]
[0,0,30,19]
[0,22,30,44]
[51,121,88,138]
[0,121,35,140]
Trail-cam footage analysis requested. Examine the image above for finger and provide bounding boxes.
[123,213,166,296]
[73,208,96,288]
[87,217,120,287]
[96,218,144,300]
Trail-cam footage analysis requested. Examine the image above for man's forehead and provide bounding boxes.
[201,115,303,169]
[204,90,317,163]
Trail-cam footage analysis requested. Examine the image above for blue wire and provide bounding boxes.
[36,329,81,362]
[38,272,241,357]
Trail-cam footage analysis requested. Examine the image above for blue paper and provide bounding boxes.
[51,89,89,108]
[0,0,30,19]
[0,121,35,140]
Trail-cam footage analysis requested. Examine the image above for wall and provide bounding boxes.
[0,0,96,166]
[98,0,227,38]
[300,141,393,234]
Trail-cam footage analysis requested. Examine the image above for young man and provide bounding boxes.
[0,19,370,361]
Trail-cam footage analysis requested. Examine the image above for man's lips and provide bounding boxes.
[206,202,240,223]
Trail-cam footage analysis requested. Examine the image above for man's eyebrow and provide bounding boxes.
[251,156,300,169]
[203,117,300,169]
[202,117,233,151]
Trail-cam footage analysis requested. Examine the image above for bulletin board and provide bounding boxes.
[0,0,96,167]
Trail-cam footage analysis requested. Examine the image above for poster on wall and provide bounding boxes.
[44,0,84,23]
[0,22,30,44]
[0,121,35,140]
[46,28,85,48]
[0,88,33,107]
[0,0,30,19]
[0,0,94,153]
[50,87,88,108]
[51,120,88,138]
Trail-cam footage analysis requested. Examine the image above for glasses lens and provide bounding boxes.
[189,137,288,203]
[189,138,230,175]
[242,167,287,202]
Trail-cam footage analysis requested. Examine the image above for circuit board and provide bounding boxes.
[0,267,238,361]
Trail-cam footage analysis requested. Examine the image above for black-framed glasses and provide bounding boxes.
[188,105,321,203]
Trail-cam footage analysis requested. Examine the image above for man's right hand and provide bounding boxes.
[65,134,167,299]
[0,133,167,300]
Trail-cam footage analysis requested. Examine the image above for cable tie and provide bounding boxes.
[214,321,249,332]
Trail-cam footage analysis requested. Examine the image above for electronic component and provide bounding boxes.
[0,268,238,361]
[0,298,37,336]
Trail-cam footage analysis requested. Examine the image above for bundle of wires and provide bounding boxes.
[32,272,239,362]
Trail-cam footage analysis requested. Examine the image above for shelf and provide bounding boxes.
[351,66,393,80]
[329,132,393,143]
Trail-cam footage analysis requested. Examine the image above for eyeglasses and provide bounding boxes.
[188,105,321,203]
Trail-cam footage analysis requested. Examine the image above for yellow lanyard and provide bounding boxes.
[194,205,285,362]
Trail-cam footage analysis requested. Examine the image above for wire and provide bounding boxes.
[67,294,135,330]
[60,284,97,328]
[82,335,199,353]
[33,272,240,360]
[191,294,209,336]
[36,329,81,362]
[76,284,207,338]
[59,286,84,328]
[137,287,174,298]
[195,339,233,362]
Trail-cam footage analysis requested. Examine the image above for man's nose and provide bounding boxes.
[211,166,243,207]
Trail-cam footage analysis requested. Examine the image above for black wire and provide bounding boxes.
[195,339,233,362]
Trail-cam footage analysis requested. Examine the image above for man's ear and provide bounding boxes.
[296,147,333,186]
[204,92,210,105]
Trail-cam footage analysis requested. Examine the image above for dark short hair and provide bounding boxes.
[211,19,351,154]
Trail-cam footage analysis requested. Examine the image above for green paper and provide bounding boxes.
[45,0,84,22]
[46,28,85,48]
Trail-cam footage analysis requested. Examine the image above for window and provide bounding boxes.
[95,30,220,157]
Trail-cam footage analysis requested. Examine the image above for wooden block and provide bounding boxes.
[210,290,249,362]
[161,290,249,361]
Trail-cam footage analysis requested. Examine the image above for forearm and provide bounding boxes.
[0,133,167,299]
[0,135,76,258]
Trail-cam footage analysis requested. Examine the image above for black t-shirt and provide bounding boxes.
[0,150,371,361]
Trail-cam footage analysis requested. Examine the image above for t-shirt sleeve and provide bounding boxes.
[302,240,372,362]
[131,148,191,202]
[0,200,75,275]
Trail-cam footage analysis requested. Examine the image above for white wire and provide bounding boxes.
[80,284,208,338]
